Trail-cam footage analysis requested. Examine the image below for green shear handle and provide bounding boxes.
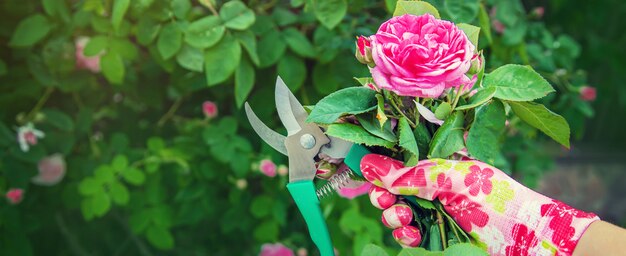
[287,181,335,256]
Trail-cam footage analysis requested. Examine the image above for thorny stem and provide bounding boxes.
[436,210,448,249]
[23,87,54,124]
[157,98,183,127]
[389,96,416,128]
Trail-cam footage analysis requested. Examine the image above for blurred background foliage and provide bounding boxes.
[0,0,623,255]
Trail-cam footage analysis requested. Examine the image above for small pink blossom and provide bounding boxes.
[16,123,45,152]
[355,36,373,64]
[532,7,545,19]
[579,86,596,101]
[259,243,294,256]
[75,37,102,73]
[6,188,24,205]
[202,101,218,118]
[277,165,288,176]
[259,159,277,177]
[369,14,475,98]
[32,154,66,186]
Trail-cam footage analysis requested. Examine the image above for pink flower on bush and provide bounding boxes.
[16,123,44,152]
[259,159,277,177]
[532,7,545,19]
[32,154,66,186]
[355,36,373,64]
[259,243,294,256]
[369,14,475,98]
[6,188,24,205]
[579,86,596,101]
[202,101,218,118]
[75,37,102,73]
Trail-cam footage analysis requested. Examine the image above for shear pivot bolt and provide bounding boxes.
[300,134,316,149]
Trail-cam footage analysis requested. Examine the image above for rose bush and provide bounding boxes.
[368,14,475,98]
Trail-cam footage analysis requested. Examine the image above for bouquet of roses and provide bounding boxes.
[305,1,571,253]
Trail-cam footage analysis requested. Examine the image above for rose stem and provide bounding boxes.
[436,209,448,249]
[451,84,466,110]
[389,95,416,128]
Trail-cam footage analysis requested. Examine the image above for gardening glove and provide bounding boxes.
[361,154,600,256]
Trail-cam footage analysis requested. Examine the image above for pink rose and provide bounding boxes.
[369,14,475,98]
[202,101,218,118]
[32,154,66,186]
[259,159,277,177]
[532,7,545,19]
[6,188,24,205]
[355,36,373,64]
[579,86,596,101]
[75,37,102,73]
[259,243,294,256]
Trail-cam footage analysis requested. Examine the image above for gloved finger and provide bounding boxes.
[381,203,413,229]
[360,154,434,199]
[368,185,397,210]
[392,225,422,247]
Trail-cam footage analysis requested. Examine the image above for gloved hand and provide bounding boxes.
[361,154,600,255]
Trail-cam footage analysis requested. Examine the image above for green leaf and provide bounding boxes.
[109,39,138,60]
[282,28,316,58]
[277,53,306,91]
[95,166,115,183]
[9,14,54,47]
[92,192,111,217]
[429,224,443,251]
[477,4,492,44]
[313,64,340,94]
[357,115,397,143]
[257,29,286,68]
[235,58,255,108]
[435,102,452,120]
[111,0,130,31]
[112,154,128,171]
[466,100,505,165]
[253,221,280,242]
[233,30,260,66]
[185,16,225,49]
[42,109,74,131]
[428,111,465,158]
[78,177,101,195]
[393,0,440,18]
[158,22,183,60]
[399,117,419,159]
[171,0,191,19]
[399,247,441,256]
[219,1,255,30]
[137,18,162,46]
[457,23,480,49]
[204,34,241,86]
[146,225,175,250]
[508,101,570,148]
[443,243,488,256]
[455,87,496,110]
[83,36,107,57]
[310,0,347,29]
[176,44,204,72]
[307,87,377,124]
[326,123,395,148]
[483,64,554,101]
[101,52,125,84]
[122,168,146,185]
[414,123,432,158]
[360,244,389,256]
[108,181,129,205]
[147,137,165,152]
[250,195,273,218]
[444,0,479,23]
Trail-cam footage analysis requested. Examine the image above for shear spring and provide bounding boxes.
[316,169,355,199]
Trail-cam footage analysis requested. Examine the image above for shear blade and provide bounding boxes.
[275,77,303,136]
[244,102,288,156]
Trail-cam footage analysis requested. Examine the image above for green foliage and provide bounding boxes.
[508,101,571,148]
[307,87,377,124]
[393,1,440,18]
[428,112,465,159]
[466,100,506,165]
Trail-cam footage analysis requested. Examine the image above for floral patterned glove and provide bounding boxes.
[361,154,600,256]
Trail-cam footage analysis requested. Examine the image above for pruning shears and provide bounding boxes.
[244,77,370,256]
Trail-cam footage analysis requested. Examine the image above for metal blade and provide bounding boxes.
[320,136,353,159]
[244,102,288,156]
[275,77,302,136]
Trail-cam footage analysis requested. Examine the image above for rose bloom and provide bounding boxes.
[580,86,596,101]
[369,14,475,98]
[6,188,24,205]
[202,101,218,118]
[32,154,66,186]
[75,37,102,73]
[259,243,294,256]
[259,159,277,177]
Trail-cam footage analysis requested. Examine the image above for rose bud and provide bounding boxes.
[355,36,373,65]
[392,225,422,247]
[580,86,596,101]
[368,186,396,210]
[315,160,337,180]
[382,204,414,229]
[6,188,24,205]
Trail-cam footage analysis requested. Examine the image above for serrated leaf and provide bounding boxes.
[435,102,452,120]
[508,101,570,148]
[257,29,286,68]
[233,30,260,66]
[79,177,101,195]
[399,117,419,159]
[112,154,128,171]
[466,100,505,164]
[282,28,315,58]
[176,44,204,72]
[204,33,241,86]
[277,53,306,91]
[83,36,107,57]
[357,115,396,143]
[457,23,480,49]
[157,22,183,60]
[219,1,255,30]
[483,64,554,101]
[235,58,255,108]
[445,0,479,23]
[101,52,125,84]
[310,0,347,29]
[455,87,496,110]
[393,0,440,18]
[146,225,174,250]
[108,181,129,205]
[92,192,111,217]
[171,0,191,19]
[137,18,161,46]
[478,4,492,44]
[111,0,130,31]
[9,14,54,47]
[185,16,225,49]
[429,111,465,158]
[326,123,395,148]
[307,87,377,124]
[122,168,146,185]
